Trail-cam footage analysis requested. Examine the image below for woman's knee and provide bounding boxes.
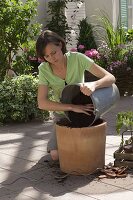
[50,150,59,160]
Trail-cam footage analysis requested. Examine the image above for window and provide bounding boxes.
[120,0,133,29]
[128,0,133,28]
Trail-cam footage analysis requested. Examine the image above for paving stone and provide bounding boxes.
[106,136,121,145]
[0,152,35,173]
[0,189,99,200]
[0,168,19,184]
[125,182,133,191]
[0,143,24,155]
[0,184,11,197]
[0,97,133,200]
[105,155,114,165]
[105,146,119,156]
[28,144,48,152]
[0,193,37,200]
[0,133,23,143]
[100,173,133,188]
[91,189,133,200]
[74,179,122,197]
[12,149,47,163]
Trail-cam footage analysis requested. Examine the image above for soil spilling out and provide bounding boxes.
[67,91,95,127]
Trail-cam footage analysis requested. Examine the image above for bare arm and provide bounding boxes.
[89,63,116,89]
[38,85,72,111]
[80,63,116,96]
[37,85,93,114]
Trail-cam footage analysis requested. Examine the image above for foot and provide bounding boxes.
[50,150,59,161]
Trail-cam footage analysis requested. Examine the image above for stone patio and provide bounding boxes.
[0,96,133,200]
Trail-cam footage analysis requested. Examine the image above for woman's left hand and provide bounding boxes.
[80,82,96,96]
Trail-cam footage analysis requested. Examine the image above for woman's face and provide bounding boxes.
[43,42,63,64]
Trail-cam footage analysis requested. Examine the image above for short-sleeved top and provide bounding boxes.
[38,51,94,103]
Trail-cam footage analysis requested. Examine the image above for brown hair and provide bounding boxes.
[36,30,67,59]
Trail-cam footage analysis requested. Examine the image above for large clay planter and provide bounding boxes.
[56,119,107,174]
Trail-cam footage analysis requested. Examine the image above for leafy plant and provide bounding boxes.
[77,18,97,50]
[0,0,41,80]
[0,75,51,123]
[45,0,82,42]
[116,111,133,135]
[116,111,133,146]
[124,48,133,69]
[12,41,44,75]
[126,29,133,42]
[46,0,70,40]
[94,10,127,48]
[93,10,127,63]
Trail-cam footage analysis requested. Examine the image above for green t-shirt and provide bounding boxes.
[38,51,94,102]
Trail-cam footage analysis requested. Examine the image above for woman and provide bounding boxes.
[36,30,115,161]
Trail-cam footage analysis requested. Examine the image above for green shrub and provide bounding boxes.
[77,18,97,50]
[0,0,41,80]
[46,0,70,40]
[13,40,41,75]
[0,75,50,123]
[126,29,133,42]
[94,10,127,49]
[116,111,133,135]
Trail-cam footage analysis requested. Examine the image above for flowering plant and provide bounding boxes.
[70,42,133,95]
[12,40,45,75]
[71,45,99,59]
[124,49,133,69]
[84,49,99,59]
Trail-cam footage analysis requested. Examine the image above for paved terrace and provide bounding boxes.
[0,96,133,200]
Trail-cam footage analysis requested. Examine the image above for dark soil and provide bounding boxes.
[56,118,103,128]
[60,85,99,128]
[67,91,95,127]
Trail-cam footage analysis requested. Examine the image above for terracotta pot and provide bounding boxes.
[56,119,107,175]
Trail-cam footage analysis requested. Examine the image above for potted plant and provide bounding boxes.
[106,45,133,96]
[92,10,133,96]
[114,111,133,168]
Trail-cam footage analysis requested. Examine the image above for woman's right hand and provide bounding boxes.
[71,104,94,115]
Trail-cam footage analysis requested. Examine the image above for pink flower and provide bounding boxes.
[70,48,77,52]
[78,44,85,50]
[85,49,99,58]
[29,56,38,61]
[91,49,99,56]
[38,57,45,63]
[85,50,93,57]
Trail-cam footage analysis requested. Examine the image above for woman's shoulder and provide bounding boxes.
[66,51,84,60]
[66,51,81,56]
[66,51,88,62]
[38,62,49,71]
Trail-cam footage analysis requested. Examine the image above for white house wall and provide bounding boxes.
[36,0,47,26]
[65,1,86,50]
[21,0,120,28]
[21,0,48,27]
[85,0,113,23]
[84,0,120,46]
[21,0,120,47]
